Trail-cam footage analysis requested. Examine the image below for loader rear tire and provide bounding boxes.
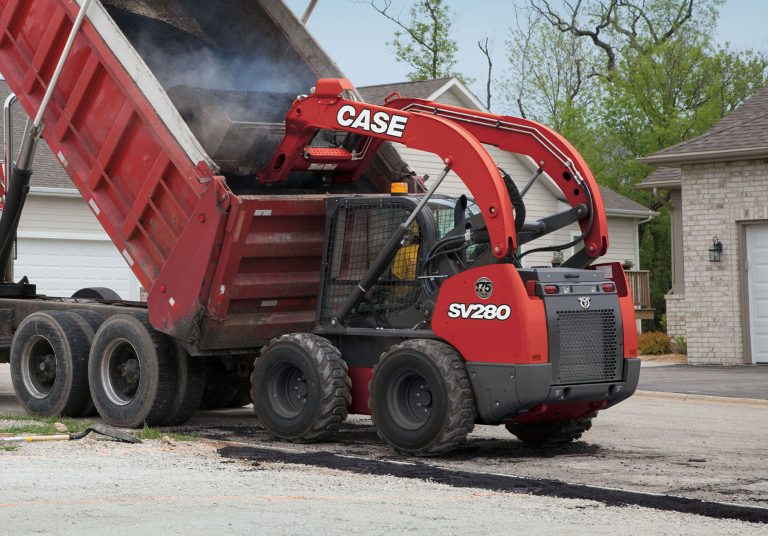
[251,333,350,442]
[506,415,595,445]
[10,311,92,417]
[369,340,476,456]
[88,314,176,428]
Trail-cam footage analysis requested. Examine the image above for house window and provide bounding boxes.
[569,231,584,260]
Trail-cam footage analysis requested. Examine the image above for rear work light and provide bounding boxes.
[602,283,615,293]
[543,285,559,295]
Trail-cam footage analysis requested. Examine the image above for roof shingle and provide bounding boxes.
[0,80,74,190]
[641,85,768,164]
[636,167,681,189]
[358,78,453,105]
[598,185,652,214]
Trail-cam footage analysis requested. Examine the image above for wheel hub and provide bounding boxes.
[101,339,141,406]
[20,336,57,400]
[387,370,435,430]
[268,364,310,418]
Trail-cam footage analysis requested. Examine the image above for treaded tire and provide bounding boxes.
[369,340,476,456]
[10,311,92,417]
[251,333,350,442]
[72,287,121,300]
[227,385,252,408]
[67,309,107,417]
[88,314,176,427]
[163,345,206,426]
[506,415,595,445]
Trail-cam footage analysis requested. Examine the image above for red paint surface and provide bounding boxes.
[348,367,373,415]
[433,265,549,364]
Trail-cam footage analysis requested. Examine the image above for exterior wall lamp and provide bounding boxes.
[709,236,723,262]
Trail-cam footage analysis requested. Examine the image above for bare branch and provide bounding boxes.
[478,36,494,109]
[530,0,618,72]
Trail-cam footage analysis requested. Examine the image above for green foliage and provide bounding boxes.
[2,445,19,452]
[0,415,92,435]
[671,336,687,355]
[369,0,472,84]
[504,1,768,324]
[637,331,671,355]
[135,423,197,442]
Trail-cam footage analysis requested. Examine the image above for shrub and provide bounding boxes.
[637,331,671,355]
[670,336,687,355]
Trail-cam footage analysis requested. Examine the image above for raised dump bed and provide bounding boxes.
[0,0,401,350]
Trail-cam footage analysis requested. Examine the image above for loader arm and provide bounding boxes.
[258,78,517,259]
[385,98,609,261]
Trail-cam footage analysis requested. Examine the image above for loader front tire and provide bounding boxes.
[506,415,595,445]
[251,334,350,442]
[88,314,176,428]
[369,340,476,456]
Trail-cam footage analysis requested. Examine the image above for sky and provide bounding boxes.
[283,0,768,108]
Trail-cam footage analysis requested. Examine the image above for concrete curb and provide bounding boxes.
[634,390,768,408]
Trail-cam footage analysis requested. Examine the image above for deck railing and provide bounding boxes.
[626,270,652,310]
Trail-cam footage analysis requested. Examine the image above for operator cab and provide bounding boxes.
[317,194,492,330]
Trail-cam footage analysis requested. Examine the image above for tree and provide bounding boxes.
[505,0,768,326]
[360,0,472,84]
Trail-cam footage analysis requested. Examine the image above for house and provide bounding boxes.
[360,78,657,321]
[638,85,768,365]
[0,79,141,300]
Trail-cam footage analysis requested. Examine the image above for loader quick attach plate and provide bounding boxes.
[318,197,426,326]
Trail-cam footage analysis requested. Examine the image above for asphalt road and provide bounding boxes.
[2,362,767,533]
[638,364,768,399]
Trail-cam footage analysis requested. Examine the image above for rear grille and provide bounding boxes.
[555,308,620,384]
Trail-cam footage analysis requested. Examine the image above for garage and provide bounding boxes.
[14,192,141,301]
[746,223,768,364]
[14,236,140,300]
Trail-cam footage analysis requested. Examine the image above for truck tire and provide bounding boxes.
[72,287,122,301]
[251,333,350,442]
[67,309,107,416]
[506,415,595,445]
[369,340,476,456]
[88,314,176,427]
[163,347,206,426]
[227,385,252,408]
[10,311,92,417]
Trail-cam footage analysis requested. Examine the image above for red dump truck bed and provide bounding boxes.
[0,0,385,351]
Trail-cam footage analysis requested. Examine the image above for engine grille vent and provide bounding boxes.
[555,308,620,384]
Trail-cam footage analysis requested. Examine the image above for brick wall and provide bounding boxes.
[675,159,768,364]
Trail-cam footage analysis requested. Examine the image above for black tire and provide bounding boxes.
[369,340,476,456]
[251,333,350,442]
[67,309,107,417]
[227,385,252,408]
[72,287,122,300]
[506,415,595,445]
[10,311,92,417]
[199,381,239,410]
[88,314,176,427]
[163,346,207,426]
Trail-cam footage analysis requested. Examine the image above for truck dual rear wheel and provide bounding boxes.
[506,415,595,445]
[369,340,477,456]
[88,314,176,428]
[10,311,92,417]
[251,334,350,442]
[163,346,207,426]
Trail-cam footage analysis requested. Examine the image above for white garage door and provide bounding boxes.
[747,224,768,364]
[14,237,140,300]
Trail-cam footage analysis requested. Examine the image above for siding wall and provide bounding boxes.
[18,194,107,239]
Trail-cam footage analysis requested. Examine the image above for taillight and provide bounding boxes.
[544,285,559,295]
[602,283,615,293]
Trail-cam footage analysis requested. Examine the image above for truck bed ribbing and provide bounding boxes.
[0,0,399,349]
